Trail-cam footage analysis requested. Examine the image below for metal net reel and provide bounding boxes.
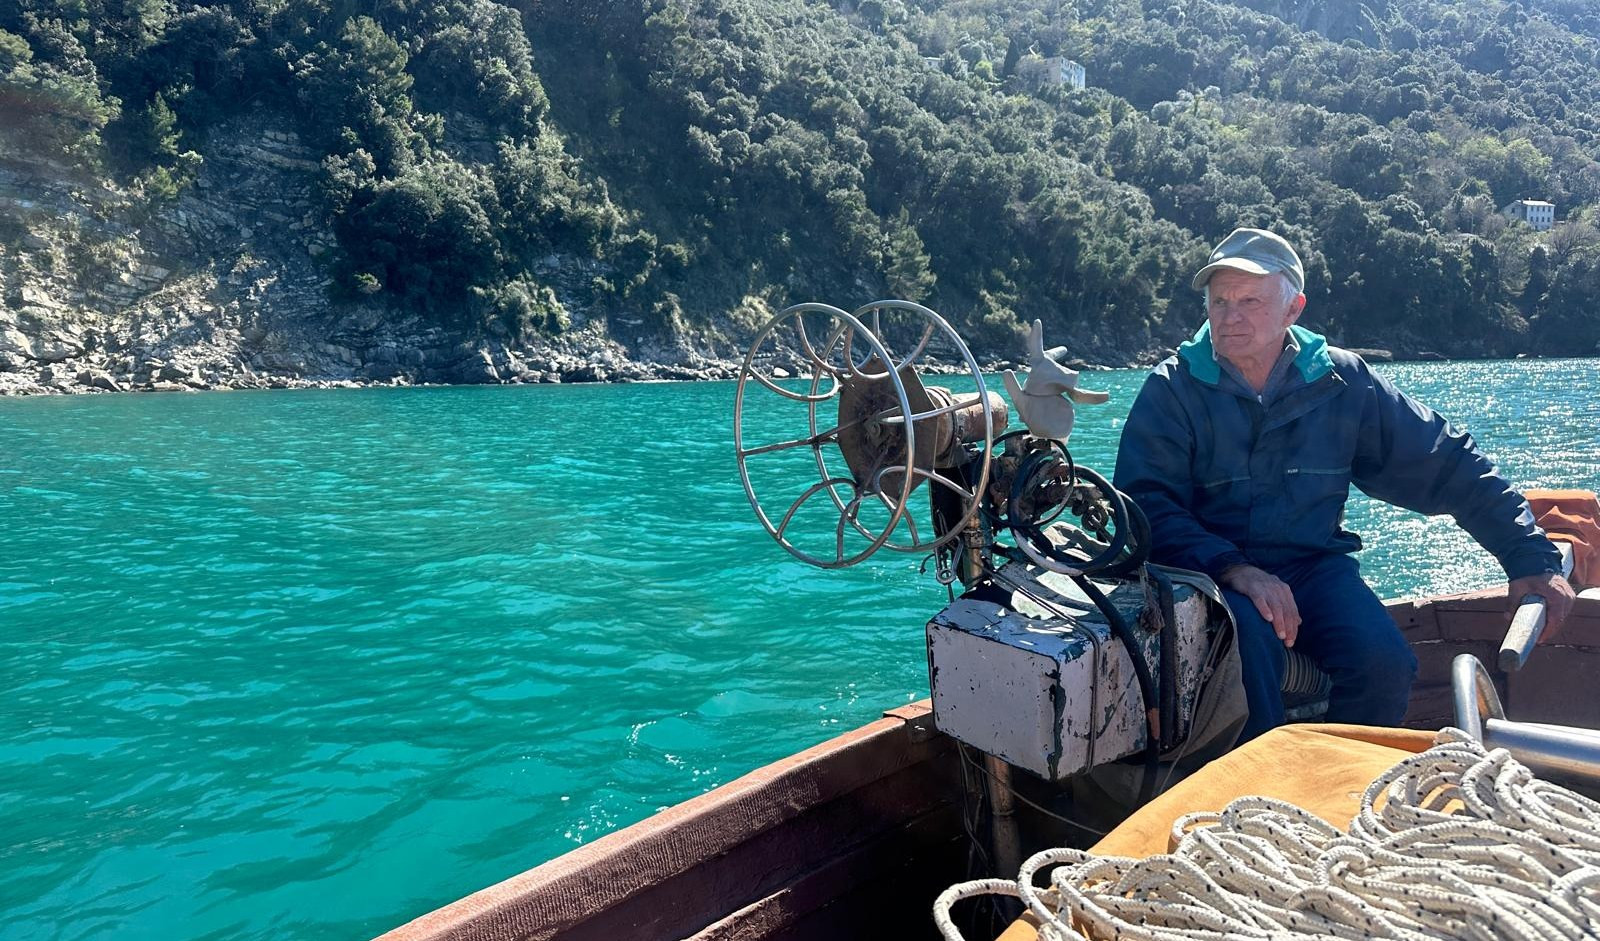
[733,301,1007,569]
[734,303,1200,808]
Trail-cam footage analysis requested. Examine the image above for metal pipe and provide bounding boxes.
[928,388,1008,466]
[1452,653,1504,743]
[1453,652,1600,787]
[959,521,988,587]
[1482,718,1600,786]
[983,754,1023,880]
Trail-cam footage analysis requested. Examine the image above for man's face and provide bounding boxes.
[1205,270,1305,370]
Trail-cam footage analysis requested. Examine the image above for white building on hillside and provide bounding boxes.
[1046,57,1087,90]
[1016,56,1087,91]
[1503,199,1555,230]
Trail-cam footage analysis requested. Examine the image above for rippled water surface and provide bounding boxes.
[3,360,1597,941]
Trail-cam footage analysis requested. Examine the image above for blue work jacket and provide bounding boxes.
[1112,324,1560,581]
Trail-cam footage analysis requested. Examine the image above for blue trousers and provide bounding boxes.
[1222,553,1418,743]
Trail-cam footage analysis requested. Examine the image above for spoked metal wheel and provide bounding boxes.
[733,300,995,569]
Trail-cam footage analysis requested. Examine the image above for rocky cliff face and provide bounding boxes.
[0,110,736,396]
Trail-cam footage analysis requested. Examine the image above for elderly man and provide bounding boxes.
[1114,227,1575,741]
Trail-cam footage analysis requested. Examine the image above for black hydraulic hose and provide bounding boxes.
[1104,499,1151,580]
[1007,456,1150,579]
[1071,573,1161,805]
[1002,448,1057,557]
[1055,462,1130,570]
[985,432,1063,531]
[1008,450,1097,560]
[1031,441,1075,528]
[1004,448,1055,525]
[1010,455,1123,575]
[1070,465,1150,579]
[1091,489,1151,581]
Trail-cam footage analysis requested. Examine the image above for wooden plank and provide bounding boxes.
[1507,647,1600,728]
[1411,639,1500,689]
[1426,609,1522,644]
[1544,600,1600,647]
[1385,598,1441,643]
[1405,594,1600,647]
[1424,587,1512,614]
[564,755,958,941]
[1401,683,1454,731]
[691,807,964,941]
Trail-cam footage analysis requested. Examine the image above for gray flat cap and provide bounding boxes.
[1192,227,1305,293]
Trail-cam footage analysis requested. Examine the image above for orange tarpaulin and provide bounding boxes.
[995,724,1436,941]
[1526,488,1600,590]
[1085,723,1434,859]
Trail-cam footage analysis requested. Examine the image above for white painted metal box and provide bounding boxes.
[926,566,1215,781]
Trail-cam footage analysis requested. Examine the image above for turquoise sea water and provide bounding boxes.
[3,359,1597,941]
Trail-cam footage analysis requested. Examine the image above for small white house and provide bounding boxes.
[1503,199,1555,231]
[1042,56,1086,90]
[1016,56,1087,91]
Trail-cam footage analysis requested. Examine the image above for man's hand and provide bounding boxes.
[1220,564,1301,647]
[1507,572,1577,642]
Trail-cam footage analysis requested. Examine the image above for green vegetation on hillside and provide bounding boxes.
[3,0,1599,357]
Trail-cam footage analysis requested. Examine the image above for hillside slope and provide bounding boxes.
[2,0,1598,393]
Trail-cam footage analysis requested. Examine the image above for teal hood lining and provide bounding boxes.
[1178,323,1332,386]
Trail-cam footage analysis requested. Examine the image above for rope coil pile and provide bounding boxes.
[935,729,1600,940]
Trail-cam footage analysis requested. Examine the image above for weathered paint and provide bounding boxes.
[926,567,1215,781]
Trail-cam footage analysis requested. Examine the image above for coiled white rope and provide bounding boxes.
[934,729,1600,940]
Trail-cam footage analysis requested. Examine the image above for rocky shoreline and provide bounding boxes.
[0,300,1148,395]
[0,256,759,396]
[0,311,1099,396]
[0,317,750,396]
[0,357,745,396]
